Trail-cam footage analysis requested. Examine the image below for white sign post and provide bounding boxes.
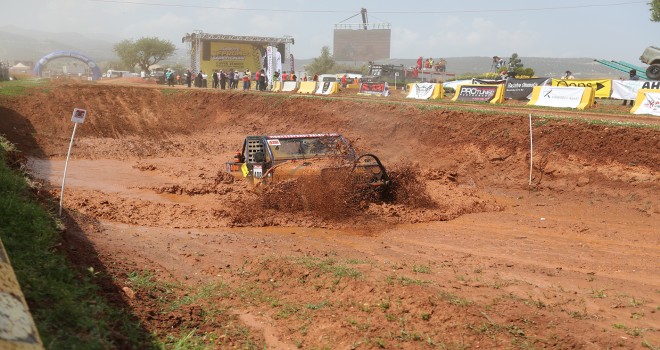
[59,108,87,216]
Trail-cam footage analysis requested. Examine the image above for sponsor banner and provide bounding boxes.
[472,78,506,85]
[529,86,593,109]
[315,82,337,95]
[406,83,436,99]
[266,46,273,85]
[612,80,660,100]
[282,81,298,92]
[505,78,550,100]
[552,78,611,98]
[358,82,390,96]
[631,89,660,116]
[451,84,503,103]
[201,42,263,73]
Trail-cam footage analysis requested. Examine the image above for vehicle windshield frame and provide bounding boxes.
[265,134,354,161]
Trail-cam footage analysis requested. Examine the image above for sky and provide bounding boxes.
[2,0,659,62]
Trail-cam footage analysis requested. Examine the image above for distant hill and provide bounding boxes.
[0,26,645,79]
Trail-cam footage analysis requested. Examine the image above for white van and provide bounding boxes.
[106,70,132,78]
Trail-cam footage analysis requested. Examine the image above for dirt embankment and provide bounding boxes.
[1,83,658,349]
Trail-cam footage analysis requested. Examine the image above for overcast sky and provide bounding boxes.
[3,0,659,62]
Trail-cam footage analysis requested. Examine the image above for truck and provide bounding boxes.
[640,46,660,80]
[225,133,389,191]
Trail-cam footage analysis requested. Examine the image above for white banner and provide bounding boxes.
[406,83,436,99]
[632,91,660,116]
[611,80,645,100]
[266,46,274,85]
[281,81,297,92]
[534,86,585,108]
[315,82,337,95]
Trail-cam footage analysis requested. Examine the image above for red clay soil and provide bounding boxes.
[1,81,658,349]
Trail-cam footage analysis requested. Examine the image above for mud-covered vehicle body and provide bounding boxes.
[226,133,389,190]
[640,46,660,81]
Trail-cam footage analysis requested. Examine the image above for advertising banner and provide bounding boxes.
[451,84,503,103]
[201,41,264,74]
[505,78,549,100]
[266,46,273,85]
[528,86,593,109]
[612,80,660,100]
[406,83,437,99]
[631,89,660,116]
[315,82,338,95]
[472,78,506,85]
[552,79,612,98]
[358,82,390,96]
[282,81,298,92]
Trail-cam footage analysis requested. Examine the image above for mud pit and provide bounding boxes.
[2,83,659,349]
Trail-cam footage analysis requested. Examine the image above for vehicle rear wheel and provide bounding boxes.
[646,64,660,81]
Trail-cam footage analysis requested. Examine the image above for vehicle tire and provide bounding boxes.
[646,64,660,81]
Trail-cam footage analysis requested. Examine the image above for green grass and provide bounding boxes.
[0,136,156,349]
[0,79,50,96]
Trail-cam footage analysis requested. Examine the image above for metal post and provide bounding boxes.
[529,113,533,186]
[59,122,78,216]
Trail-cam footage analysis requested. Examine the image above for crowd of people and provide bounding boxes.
[175,69,305,91]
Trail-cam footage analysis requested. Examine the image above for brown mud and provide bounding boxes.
[1,82,658,349]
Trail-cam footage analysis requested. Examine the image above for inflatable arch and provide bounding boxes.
[33,51,102,80]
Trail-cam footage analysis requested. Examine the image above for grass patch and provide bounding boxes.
[0,79,49,96]
[0,136,156,349]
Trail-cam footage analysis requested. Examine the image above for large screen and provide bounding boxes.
[333,29,391,61]
[199,41,285,74]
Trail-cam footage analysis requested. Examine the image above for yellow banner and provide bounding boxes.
[551,79,611,98]
[200,42,263,74]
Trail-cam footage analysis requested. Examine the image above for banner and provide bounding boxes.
[631,89,660,116]
[358,82,390,96]
[552,79,611,98]
[451,84,503,104]
[406,83,442,99]
[266,46,273,86]
[472,78,506,85]
[612,80,660,100]
[282,81,298,92]
[528,86,593,109]
[315,82,338,95]
[505,78,549,100]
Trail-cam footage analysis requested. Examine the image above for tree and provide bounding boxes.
[651,0,660,21]
[507,53,523,70]
[113,37,176,73]
[307,46,335,76]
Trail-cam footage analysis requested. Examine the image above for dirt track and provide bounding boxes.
[1,82,659,349]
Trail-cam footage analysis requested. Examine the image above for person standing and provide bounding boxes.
[623,69,640,106]
[242,71,250,91]
[258,69,266,91]
[561,70,575,79]
[228,70,235,89]
[186,69,192,88]
[220,70,226,89]
[255,70,261,90]
[212,71,219,88]
[341,74,348,88]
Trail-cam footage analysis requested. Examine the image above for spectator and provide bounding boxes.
[185,70,192,88]
[561,70,574,79]
[312,74,318,82]
[220,70,227,89]
[341,74,348,88]
[623,69,640,106]
[212,71,219,88]
[228,70,235,89]
[202,71,208,88]
[291,71,297,81]
[259,69,266,91]
[255,70,261,90]
[302,73,308,81]
[242,71,250,91]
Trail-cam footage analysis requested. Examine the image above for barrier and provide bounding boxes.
[0,240,44,349]
[451,84,503,104]
[505,78,550,100]
[297,81,317,94]
[528,86,594,109]
[315,82,339,95]
[272,80,282,92]
[281,81,298,92]
[612,80,660,100]
[630,89,660,116]
[406,83,443,99]
[552,79,611,99]
[358,82,390,97]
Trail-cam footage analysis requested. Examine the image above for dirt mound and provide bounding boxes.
[2,83,659,349]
